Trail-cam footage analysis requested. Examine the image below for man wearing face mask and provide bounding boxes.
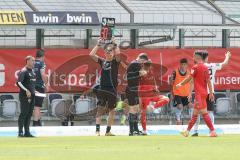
[89,37,121,136]
[17,56,36,137]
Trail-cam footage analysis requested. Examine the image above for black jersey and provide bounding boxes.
[34,59,46,88]
[98,58,120,88]
[126,60,141,88]
[17,67,36,96]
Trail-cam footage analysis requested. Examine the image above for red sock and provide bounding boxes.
[202,113,214,131]
[153,98,169,109]
[141,108,147,131]
[187,115,198,131]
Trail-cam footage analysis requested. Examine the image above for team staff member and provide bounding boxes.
[33,50,48,126]
[126,53,148,136]
[17,56,36,137]
[89,37,121,136]
[170,58,193,125]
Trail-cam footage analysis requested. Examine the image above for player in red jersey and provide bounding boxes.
[176,50,217,137]
[139,60,169,135]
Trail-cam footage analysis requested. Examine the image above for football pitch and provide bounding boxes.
[0,135,239,160]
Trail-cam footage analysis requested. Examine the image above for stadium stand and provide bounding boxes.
[48,93,64,116]
[0,0,31,11]
[29,0,130,22]
[0,94,19,118]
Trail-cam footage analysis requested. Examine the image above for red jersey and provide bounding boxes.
[139,70,157,97]
[190,62,210,96]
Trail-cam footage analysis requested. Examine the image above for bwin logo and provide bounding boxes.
[0,64,5,86]
[33,14,59,23]
[67,13,92,23]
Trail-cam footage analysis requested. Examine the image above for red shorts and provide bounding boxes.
[194,94,207,110]
[141,95,168,109]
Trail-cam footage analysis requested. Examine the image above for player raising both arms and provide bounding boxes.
[176,50,217,137]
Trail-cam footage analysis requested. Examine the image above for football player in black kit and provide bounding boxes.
[33,50,48,126]
[89,38,121,136]
[17,56,36,137]
[126,53,149,136]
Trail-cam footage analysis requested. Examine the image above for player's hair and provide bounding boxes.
[202,52,209,60]
[36,50,45,58]
[138,53,148,60]
[25,55,34,63]
[194,50,208,60]
[103,44,114,54]
[144,60,152,67]
[180,58,188,64]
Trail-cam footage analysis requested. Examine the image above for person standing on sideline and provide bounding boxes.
[17,56,36,137]
[33,50,48,126]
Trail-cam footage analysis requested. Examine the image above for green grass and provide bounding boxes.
[0,135,240,160]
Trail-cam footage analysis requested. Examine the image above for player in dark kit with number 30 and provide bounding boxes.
[17,56,36,137]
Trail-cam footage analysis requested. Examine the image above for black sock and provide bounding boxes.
[129,113,135,133]
[96,124,100,132]
[33,121,38,126]
[133,114,139,132]
[38,120,42,126]
[106,126,111,133]
[18,128,23,134]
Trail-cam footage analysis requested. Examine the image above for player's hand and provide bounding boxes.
[97,37,102,46]
[80,95,84,99]
[188,94,192,103]
[139,69,147,77]
[44,85,49,92]
[26,90,31,98]
[175,83,182,89]
[225,51,231,58]
[170,94,174,101]
[154,88,160,93]
[111,36,116,44]
[209,93,215,102]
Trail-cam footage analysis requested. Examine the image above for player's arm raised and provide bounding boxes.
[221,51,231,68]
[112,37,121,62]
[89,38,101,62]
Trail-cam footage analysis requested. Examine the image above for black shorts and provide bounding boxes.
[173,95,189,107]
[35,86,45,107]
[126,87,139,106]
[207,94,215,111]
[97,86,117,109]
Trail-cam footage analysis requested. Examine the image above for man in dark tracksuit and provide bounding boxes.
[126,53,149,136]
[17,56,36,137]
